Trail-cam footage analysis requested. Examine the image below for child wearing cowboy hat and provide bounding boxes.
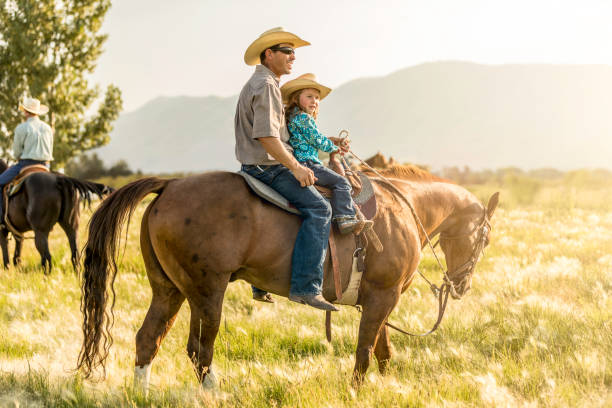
[281,74,372,234]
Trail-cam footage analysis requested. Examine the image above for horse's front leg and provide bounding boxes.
[353,286,400,385]
[374,325,392,375]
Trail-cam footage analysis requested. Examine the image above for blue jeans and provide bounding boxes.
[0,159,50,218]
[304,160,355,220]
[242,164,332,296]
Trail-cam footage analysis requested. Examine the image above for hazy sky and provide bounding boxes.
[92,0,612,112]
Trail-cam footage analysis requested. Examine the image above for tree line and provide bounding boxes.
[65,153,136,180]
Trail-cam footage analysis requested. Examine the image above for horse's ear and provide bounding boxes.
[486,192,500,219]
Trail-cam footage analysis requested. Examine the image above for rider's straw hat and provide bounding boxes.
[280,73,332,103]
[244,27,310,66]
[19,97,49,115]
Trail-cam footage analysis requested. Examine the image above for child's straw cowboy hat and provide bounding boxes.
[280,73,332,103]
[244,27,310,66]
[19,97,49,115]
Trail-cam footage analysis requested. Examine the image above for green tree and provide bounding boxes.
[64,152,106,179]
[0,0,122,167]
[107,159,132,177]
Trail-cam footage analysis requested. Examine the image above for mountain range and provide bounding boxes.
[96,61,612,173]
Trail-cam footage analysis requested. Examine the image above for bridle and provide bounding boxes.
[436,209,491,299]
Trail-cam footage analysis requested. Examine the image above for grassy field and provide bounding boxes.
[0,181,611,407]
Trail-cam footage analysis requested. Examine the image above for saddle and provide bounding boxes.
[3,164,50,237]
[5,164,50,197]
[238,167,382,307]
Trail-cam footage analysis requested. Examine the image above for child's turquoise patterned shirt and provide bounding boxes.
[287,107,338,164]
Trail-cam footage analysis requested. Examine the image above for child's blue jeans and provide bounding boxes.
[303,160,355,220]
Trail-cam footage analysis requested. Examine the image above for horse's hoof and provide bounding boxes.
[201,366,218,390]
[351,373,365,389]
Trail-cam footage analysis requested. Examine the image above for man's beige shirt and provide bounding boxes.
[235,64,293,165]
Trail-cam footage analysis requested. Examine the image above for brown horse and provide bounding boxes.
[77,166,498,389]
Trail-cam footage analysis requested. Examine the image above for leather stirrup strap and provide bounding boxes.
[3,185,23,239]
[328,230,342,301]
[325,231,341,344]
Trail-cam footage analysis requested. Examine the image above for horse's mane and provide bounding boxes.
[360,164,452,183]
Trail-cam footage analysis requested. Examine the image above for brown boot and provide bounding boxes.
[337,217,361,234]
[337,217,373,235]
[289,293,339,311]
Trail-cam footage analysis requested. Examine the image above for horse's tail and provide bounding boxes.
[55,175,114,224]
[55,174,113,205]
[77,177,171,379]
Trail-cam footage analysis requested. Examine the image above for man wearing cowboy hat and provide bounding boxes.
[0,97,54,225]
[235,27,338,312]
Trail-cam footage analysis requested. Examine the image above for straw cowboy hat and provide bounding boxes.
[244,27,310,66]
[280,73,332,103]
[18,97,49,115]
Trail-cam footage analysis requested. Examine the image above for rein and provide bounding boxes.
[341,135,489,336]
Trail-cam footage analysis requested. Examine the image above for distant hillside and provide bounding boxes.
[97,62,612,172]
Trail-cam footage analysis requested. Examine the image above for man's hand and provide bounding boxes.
[258,137,318,187]
[291,163,317,187]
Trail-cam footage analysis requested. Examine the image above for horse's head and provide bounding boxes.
[438,192,499,299]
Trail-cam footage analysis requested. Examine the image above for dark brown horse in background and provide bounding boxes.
[0,160,112,273]
[77,166,498,389]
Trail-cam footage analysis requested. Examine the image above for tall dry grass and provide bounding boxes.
[0,178,610,407]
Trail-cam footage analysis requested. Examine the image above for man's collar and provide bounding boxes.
[256,64,280,84]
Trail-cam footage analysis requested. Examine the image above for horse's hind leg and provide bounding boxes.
[59,219,79,273]
[134,205,186,395]
[185,284,228,389]
[33,229,52,274]
[135,280,185,393]
[173,267,230,387]
[13,236,23,267]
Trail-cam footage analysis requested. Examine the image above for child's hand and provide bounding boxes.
[330,136,351,154]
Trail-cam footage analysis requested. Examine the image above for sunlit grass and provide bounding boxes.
[0,184,611,407]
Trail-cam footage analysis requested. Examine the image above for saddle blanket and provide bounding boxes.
[238,170,377,220]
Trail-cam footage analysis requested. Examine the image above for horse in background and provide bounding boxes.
[0,160,112,274]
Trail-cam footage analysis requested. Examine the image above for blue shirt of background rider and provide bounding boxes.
[287,107,338,164]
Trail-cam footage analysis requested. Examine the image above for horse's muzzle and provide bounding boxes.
[450,275,472,299]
